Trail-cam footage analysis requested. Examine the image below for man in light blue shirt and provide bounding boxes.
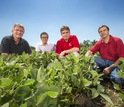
[36,32,56,52]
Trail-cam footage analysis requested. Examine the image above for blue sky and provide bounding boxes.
[0,0,124,47]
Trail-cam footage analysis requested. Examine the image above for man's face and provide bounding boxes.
[12,26,24,39]
[99,27,109,39]
[41,34,48,45]
[61,29,70,41]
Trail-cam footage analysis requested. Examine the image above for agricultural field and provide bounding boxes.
[0,44,124,107]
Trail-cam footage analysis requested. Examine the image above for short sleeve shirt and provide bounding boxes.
[56,35,80,55]
[90,35,124,61]
[0,35,31,55]
[35,42,56,52]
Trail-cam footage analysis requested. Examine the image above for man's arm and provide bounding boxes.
[1,53,9,55]
[85,50,93,57]
[0,37,10,55]
[103,57,123,75]
[59,47,79,58]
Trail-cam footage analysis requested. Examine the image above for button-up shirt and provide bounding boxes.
[35,42,56,52]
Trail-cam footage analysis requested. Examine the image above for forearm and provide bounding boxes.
[64,47,79,54]
[85,50,92,57]
[111,57,123,68]
[1,53,9,55]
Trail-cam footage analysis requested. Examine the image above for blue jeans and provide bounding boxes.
[90,56,124,84]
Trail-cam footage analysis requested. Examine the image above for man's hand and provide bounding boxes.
[103,67,112,75]
[59,51,65,57]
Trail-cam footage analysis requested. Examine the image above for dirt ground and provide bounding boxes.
[73,78,124,107]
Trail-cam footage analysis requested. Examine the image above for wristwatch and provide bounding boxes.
[110,66,115,71]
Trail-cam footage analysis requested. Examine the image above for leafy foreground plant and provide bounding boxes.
[112,58,124,102]
[0,51,113,107]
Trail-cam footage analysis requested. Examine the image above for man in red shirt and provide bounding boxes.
[56,25,80,58]
[85,25,124,84]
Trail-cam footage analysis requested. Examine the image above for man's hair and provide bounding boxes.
[60,25,70,33]
[40,32,49,38]
[11,23,25,33]
[98,25,109,33]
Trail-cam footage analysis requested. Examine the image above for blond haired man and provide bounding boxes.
[0,23,31,55]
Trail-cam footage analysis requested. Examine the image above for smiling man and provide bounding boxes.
[85,25,124,84]
[0,23,31,55]
[35,32,56,53]
[56,25,80,58]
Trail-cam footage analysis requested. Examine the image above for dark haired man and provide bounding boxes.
[35,32,56,52]
[85,25,124,84]
[56,25,80,58]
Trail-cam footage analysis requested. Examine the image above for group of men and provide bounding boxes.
[0,23,124,85]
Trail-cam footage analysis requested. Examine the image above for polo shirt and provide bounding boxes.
[56,35,80,55]
[35,42,56,52]
[0,35,31,55]
[90,35,124,61]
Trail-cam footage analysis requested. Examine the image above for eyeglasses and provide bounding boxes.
[14,29,24,33]
[41,37,48,39]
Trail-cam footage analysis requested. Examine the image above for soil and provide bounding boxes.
[72,78,124,107]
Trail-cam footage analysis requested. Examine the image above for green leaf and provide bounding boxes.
[1,102,9,107]
[66,87,72,93]
[24,79,35,86]
[20,102,27,107]
[31,68,38,80]
[0,94,13,106]
[73,66,80,75]
[97,84,104,93]
[49,85,59,92]
[85,81,92,86]
[36,92,47,105]
[90,70,98,78]
[82,78,88,86]
[35,82,48,94]
[100,93,113,105]
[119,92,124,101]
[37,66,43,81]
[48,99,58,106]
[7,58,18,65]
[54,61,62,70]
[92,88,99,98]
[0,78,12,86]
[12,104,20,107]
[92,77,99,85]
[14,85,31,101]
[90,56,95,63]
[47,91,59,98]
[112,82,120,90]
[23,69,29,78]
[116,71,124,78]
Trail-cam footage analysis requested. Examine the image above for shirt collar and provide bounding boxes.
[40,42,48,46]
[62,35,72,43]
[11,35,23,44]
[101,35,113,44]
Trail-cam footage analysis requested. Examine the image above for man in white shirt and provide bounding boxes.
[35,32,56,52]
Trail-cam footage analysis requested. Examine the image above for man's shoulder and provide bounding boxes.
[94,39,102,45]
[36,42,42,46]
[2,35,12,40]
[57,38,63,43]
[111,36,122,42]
[70,35,78,40]
[21,38,29,43]
[70,35,77,37]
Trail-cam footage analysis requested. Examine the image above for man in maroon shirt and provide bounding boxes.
[85,25,124,84]
[56,25,80,58]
